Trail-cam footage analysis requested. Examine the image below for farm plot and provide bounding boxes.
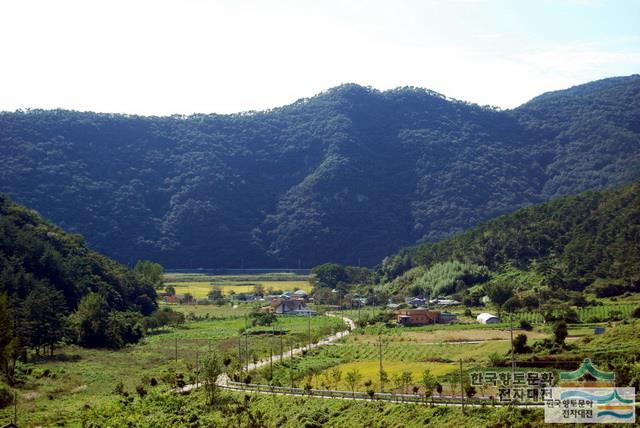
[511,304,636,323]
[165,279,312,297]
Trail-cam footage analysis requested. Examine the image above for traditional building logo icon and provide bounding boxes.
[559,358,616,387]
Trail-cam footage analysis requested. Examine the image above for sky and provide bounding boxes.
[0,0,639,115]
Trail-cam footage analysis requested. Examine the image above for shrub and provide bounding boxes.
[519,320,533,331]
[0,384,13,409]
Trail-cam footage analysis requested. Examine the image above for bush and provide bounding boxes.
[513,334,530,354]
[632,307,640,318]
[519,320,533,331]
[0,384,13,409]
[594,283,626,298]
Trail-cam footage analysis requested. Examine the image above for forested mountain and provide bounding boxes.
[378,180,640,297]
[1,75,639,268]
[0,193,157,355]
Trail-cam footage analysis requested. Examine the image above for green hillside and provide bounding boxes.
[0,194,157,367]
[1,75,639,268]
[378,180,640,299]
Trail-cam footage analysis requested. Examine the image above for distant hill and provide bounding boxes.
[0,75,639,268]
[378,180,640,295]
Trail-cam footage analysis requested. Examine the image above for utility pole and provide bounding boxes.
[195,351,199,388]
[308,311,312,351]
[244,314,249,371]
[509,311,516,389]
[459,359,465,413]
[280,332,284,361]
[238,336,242,380]
[378,332,385,392]
[175,337,178,363]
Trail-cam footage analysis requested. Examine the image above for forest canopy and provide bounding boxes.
[0,75,639,268]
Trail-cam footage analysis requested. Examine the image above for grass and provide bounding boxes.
[162,302,255,318]
[81,387,549,428]
[0,312,345,427]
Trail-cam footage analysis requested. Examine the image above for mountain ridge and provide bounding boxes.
[1,75,638,268]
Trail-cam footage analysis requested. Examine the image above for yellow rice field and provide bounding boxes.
[165,280,312,298]
[317,360,458,392]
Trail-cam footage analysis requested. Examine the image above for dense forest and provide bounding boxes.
[0,194,161,384]
[0,75,638,268]
[377,180,640,301]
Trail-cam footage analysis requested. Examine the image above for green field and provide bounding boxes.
[0,310,344,427]
[510,303,637,323]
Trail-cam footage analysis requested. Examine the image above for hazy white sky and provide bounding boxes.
[1,0,639,115]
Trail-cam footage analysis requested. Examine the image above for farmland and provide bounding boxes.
[0,303,344,427]
[3,271,640,427]
[163,272,313,297]
[510,303,637,323]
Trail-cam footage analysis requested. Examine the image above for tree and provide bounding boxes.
[345,368,362,397]
[19,282,67,356]
[330,367,342,390]
[0,293,19,385]
[400,371,413,394]
[311,263,348,289]
[250,310,276,327]
[513,333,529,354]
[252,284,265,297]
[435,382,443,396]
[379,369,389,392]
[420,369,436,405]
[208,288,224,303]
[71,293,110,348]
[553,321,568,346]
[203,355,223,406]
[465,384,477,398]
[484,282,514,319]
[134,260,164,288]
[106,311,145,349]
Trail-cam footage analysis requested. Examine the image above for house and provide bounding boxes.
[439,312,458,323]
[292,309,317,316]
[293,289,308,298]
[430,298,460,306]
[164,294,193,304]
[271,298,305,314]
[477,313,500,324]
[164,295,180,304]
[230,293,258,302]
[396,309,441,325]
[405,297,427,307]
[350,296,367,307]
